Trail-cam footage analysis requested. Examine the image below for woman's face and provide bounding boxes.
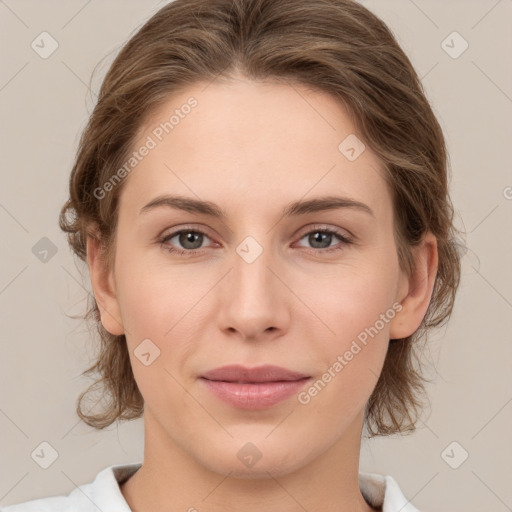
[92,75,429,478]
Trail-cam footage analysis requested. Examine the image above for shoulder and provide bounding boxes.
[0,483,97,512]
[1,462,142,512]
[359,472,421,512]
[1,495,72,512]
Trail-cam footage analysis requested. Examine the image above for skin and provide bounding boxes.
[87,73,438,512]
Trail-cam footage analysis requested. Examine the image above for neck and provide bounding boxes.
[120,409,378,512]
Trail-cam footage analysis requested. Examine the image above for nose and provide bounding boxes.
[216,238,291,342]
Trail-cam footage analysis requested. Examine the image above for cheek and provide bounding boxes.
[303,263,399,341]
[295,258,399,406]
[113,242,192,331]
[113,252,213,361]
[295,270,396,419]
[116,274,168,337]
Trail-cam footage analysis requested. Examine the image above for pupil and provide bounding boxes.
[311,232,330,248]
[181,232,201,249]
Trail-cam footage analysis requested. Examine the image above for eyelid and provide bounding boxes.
[158,223,215,240]
[295,223,354,241]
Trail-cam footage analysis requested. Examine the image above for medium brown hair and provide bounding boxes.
[60,0,462,436]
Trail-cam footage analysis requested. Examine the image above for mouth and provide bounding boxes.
[199,364,311,409]
[200,364,310,383]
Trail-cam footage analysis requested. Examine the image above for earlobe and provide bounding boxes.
[86,231,125,336]
[389,232,438,340]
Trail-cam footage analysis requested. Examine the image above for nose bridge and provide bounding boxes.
[233,234,277,308]
[218,233,288,338]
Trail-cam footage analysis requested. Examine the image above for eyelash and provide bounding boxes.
[158,225,353,257]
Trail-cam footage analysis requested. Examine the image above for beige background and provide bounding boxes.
[1,1,511,510]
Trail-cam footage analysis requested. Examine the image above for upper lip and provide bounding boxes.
[200,364,309,383]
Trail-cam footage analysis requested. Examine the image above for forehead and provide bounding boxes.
[120,77,391,222]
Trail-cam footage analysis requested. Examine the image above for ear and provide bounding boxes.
[389,231,438,340]
[86,230,125,336]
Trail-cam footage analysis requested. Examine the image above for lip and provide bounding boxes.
[201,364,309,383]
[200,365,311,410]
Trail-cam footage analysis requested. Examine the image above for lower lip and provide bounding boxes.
[200,378,311,409]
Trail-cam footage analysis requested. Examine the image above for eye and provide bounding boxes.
[159,228,214,255]
[295,226,353,254]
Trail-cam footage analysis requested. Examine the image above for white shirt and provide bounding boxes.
[1,462,420,511]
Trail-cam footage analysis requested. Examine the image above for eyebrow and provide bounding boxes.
[139,194,374,218]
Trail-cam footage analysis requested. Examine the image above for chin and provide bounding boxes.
[204,455,304,480]
[191,436,315,480]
